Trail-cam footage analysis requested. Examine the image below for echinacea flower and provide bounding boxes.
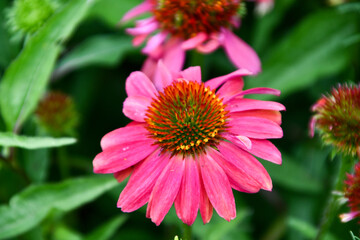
[93,63,284,225]
[121,0,261,78]
[310,84,360,158]
[340,162,360,222]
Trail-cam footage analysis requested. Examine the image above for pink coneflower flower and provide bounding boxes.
[93,63,284,225]
[340,162,360,222]
[310,84,360,158]
[121,0,261,77]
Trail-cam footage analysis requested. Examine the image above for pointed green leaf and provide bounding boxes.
[0,132,76,149]
[0,0,94,131]
[85,216,127,240]
[0,175,117,239]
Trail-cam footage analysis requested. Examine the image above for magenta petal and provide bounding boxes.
[181,32,207,50]
[247,139,282,164]
[196,38,220,53]
[199,172,213,224]
[126,71,157,99]
[229,116,283,139]
[226,98,285,112]
[118,149,169,212]
[205,68,251,90]
[175,157,200,225]
[218,141,273,191]
[141,57,157,78]
[199,152,236,221]
[221,28,261,74]
[153,60,173,92]
[93,140,157,174]
[114,168,133,183]
[148,155,185,225]
[216,78,244,103]
[123,96,152,122]
[126,20,158,35]
[121,1,152,22]
[100,123,148,150]
[180,66,202,83]
[142,32,167,54]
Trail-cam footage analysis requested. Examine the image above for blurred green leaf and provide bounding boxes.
[0,175,117,239]
[85,216,127,240]
[0,132,76,149]
[263,154,322,193]
[0,0,94,131]
[23,148,49,183]
[54,35,132,78]
[53,225,82,240]
[288,217,336,240]
[247,9,359,100]
[88,0,142,26]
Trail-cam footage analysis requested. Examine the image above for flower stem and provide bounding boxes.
[183,223,192,240]
[316,154,355,240]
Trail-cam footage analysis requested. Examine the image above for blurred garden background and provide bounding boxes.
[0,0,359,239]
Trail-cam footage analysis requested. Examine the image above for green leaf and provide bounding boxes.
[0,132,76,149]
[0,0,94,131]
[88,0,142,26]
[0,175,117,239]
[247,9,359,100]
[53,225,82,240]
[54,35,132,77]
[262,154,322,193]
[288,217,337,240]
[85,216,127,240]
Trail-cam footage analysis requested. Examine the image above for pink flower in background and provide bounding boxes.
[121,0,261,78]
[255,0,274,16]
[340,163,360,223]
[93,63,284,225]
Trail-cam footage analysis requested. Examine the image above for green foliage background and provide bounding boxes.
[0,0,359,239]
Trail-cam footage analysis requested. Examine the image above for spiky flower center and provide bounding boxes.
[145,80,228,156]
[344,164,360,215]
[152,0,240,39]
[312,84,360,156]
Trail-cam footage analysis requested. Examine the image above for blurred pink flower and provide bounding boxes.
[93,63,284,225]
[121,0,261,77]
[255,0,274,16]
[340,163,360,223]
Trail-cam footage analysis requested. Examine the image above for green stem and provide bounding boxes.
[316,154,355,240]
[57,147,69,179]
[183,223,192,240]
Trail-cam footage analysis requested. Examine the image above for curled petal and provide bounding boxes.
[114,168,133,183]
[181,32,207,50]
[216,78,244,103]
[226,98,285,112]
[206,69,252,90]
[123,96,152,122]
[126,71,157,99]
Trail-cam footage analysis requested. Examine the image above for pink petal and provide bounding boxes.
[126,19,158,35]
[148,155,185,225]
[205,68,252,90]
[221,28,261,74]
[226,98,285,112]
[175,157,200,225]
[180,66,202,83]
[133,34,148,46]
[228,134,281,164]
[162,38,185,73]
[121,1,153,22]
[231,110,282,125]
[228,116,283,139]
[153,60,173,92]
[199,152,236,221]
[100,123,148,150]
[123,96,152,122]
[93,140,157,174]
[114,167,133,183]
[217,141,273,191]
[141,57,157,78]
[118,149,169,212]
[199,172,213,224]
[142,32,167,54]
[126,71,157,99]
[216,78,244,103]
[196,38,220,53]
[340,211,360,222]
[239,87,281,97]
[181,32,207,50]
[208,147,262,193]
